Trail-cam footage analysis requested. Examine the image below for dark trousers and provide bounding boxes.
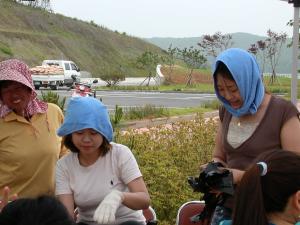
[119,221,144,225]
[210,205,232,225]
[76,221,144,225]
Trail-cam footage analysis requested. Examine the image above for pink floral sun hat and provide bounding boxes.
[0,59,48,118]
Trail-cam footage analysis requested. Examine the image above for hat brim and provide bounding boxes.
[0,69,34,91]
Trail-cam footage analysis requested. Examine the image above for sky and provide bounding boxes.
[51,0,295,38]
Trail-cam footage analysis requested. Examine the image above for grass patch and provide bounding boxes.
[123,104,170,120]
[0,42,13,56]
[98,85,160,91]
[114,101,219,123]
[159,83,214,93]
[167,100,219,117]
[167,106,210,117]
[201,99,220,109]
[263,76,300,98]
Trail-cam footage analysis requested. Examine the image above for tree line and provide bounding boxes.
[126,30,287,87]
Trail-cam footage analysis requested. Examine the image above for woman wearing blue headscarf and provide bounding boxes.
[206,48,300,225]
[55,97,150,225]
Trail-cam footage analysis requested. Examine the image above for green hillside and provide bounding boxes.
[145,32,293,74]
[0,0,164,77]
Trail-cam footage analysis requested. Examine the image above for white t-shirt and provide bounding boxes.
[56,142,145,225]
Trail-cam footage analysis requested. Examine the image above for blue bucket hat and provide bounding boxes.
[57,97,113,142]
[212,48,265,117]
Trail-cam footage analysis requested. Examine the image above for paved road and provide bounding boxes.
[37,89,217,111]
[96,91,217,111]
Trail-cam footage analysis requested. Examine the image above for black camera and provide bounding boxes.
[186,162,235,223]
[188,161,234,195]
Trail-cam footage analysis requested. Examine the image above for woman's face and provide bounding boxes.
[72,128,103,156]
[0,81,32,116]
[216,74,243,109]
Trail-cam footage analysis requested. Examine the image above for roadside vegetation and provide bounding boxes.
[123,104,170,120]
[118,100,220,121]
[40,91,66,111]
[115,115,217,225]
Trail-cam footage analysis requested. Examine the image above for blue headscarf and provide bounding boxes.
[57,97,113,142]
[213,48,265,117]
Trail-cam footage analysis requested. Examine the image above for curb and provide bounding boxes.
[118,110,219,130]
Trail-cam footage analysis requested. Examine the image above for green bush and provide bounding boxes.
[123,104,169,120]
[40,91,66,111]
[99,65,126,87]
[201,100,220,110]
[110,105,124,128]
[0,42,13,56]
[115,115,217,225]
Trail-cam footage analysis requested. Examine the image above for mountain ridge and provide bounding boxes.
[145,32,292,74]
[0,0,164,77]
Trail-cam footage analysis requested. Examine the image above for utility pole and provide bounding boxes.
[281,0,300,105]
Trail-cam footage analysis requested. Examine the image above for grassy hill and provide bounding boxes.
[0,0,164,77]
[145,32,293,74]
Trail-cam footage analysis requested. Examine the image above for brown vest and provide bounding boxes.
[220,95,299,170]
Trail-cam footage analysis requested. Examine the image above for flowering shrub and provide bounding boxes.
[115,114,218,225]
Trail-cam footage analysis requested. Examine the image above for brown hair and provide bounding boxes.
[231,149,300,225]
[214,61,269,95]
[63,134,112,156]
[0,80,31,100]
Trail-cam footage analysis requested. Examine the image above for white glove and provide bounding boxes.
[93,190,124,224]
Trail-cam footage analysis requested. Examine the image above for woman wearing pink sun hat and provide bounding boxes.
[0,59,65,207]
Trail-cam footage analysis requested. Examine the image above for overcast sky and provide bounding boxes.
[51,0,294,38]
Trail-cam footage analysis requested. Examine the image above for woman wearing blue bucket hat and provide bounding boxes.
[200,48,300,225]
[55,97,150,225]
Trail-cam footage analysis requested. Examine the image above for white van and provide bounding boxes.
[42,60,81,86]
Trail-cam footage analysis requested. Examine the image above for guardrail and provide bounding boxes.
[263,73,300,79]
